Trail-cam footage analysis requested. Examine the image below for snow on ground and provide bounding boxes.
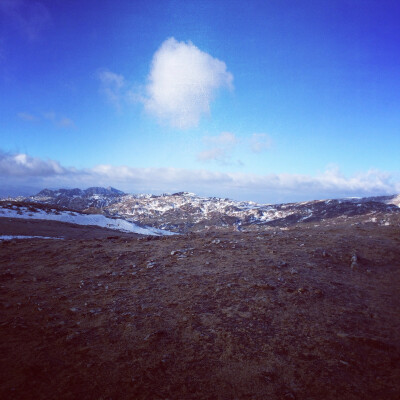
[386,194,400,207]
[0,235,63,240]
[0,207,175,236]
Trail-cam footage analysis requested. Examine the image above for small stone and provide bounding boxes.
[280,262,288,267]
[350,254,358,270]
[284,392,296,399]
[314,289,324,297]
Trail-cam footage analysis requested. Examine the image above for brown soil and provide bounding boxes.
[0,220,399,399]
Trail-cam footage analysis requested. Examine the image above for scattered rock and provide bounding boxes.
[254,283,276,290]
[314,289,324,297]
[350,254,358,270]
[297,287,308,294]
[280,262,288,268]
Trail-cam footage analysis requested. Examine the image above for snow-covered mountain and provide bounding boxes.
[14,188,400,233]
[29,187,124,210]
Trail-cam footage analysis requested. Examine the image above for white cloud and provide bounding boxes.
[197,132,239,164]
[250,133,272,153]
[1,151,399,203]
[142,37,233,129]
[0,152,66,177]
[97,69,126,110]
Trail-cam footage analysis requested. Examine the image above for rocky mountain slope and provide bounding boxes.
[17,188,400,233]
[28,186,124,210]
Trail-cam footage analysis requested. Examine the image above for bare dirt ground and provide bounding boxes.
[0,218,399,399]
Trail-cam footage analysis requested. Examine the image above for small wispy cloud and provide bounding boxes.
[17,111,75,128]
[43,111,56,121]
[97,69,126,111]
[250,133,272,153]
[43,112,75,128]
[58,117,75,128]
[197,132,239,165]
[206,132,238,147]
[0,38,5,62]
[0,0,51,41]
[142,37,233,129]
[17,112,39,122]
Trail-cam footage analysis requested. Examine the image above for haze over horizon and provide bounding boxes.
[1,0,399,203]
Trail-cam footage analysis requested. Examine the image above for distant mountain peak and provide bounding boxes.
[36,188,54,196]
[171,191,197,197]
[84,187,124,196]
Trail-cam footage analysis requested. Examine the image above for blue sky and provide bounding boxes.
[1,0,399,202]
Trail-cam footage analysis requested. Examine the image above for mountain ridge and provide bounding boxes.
[9,187,400,234]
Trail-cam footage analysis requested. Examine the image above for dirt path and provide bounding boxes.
[0,222,399,399]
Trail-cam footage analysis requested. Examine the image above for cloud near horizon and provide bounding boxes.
[0,151,399,203]
[142,38,233,129]
[0,151,66,177]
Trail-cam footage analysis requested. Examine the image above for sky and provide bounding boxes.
[1,0,400,203]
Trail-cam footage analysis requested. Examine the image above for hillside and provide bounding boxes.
[14,188,400,233]
[0,218,399,399]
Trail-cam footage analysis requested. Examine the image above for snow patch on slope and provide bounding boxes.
[0,235,63,241]
[0,207,175,236]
